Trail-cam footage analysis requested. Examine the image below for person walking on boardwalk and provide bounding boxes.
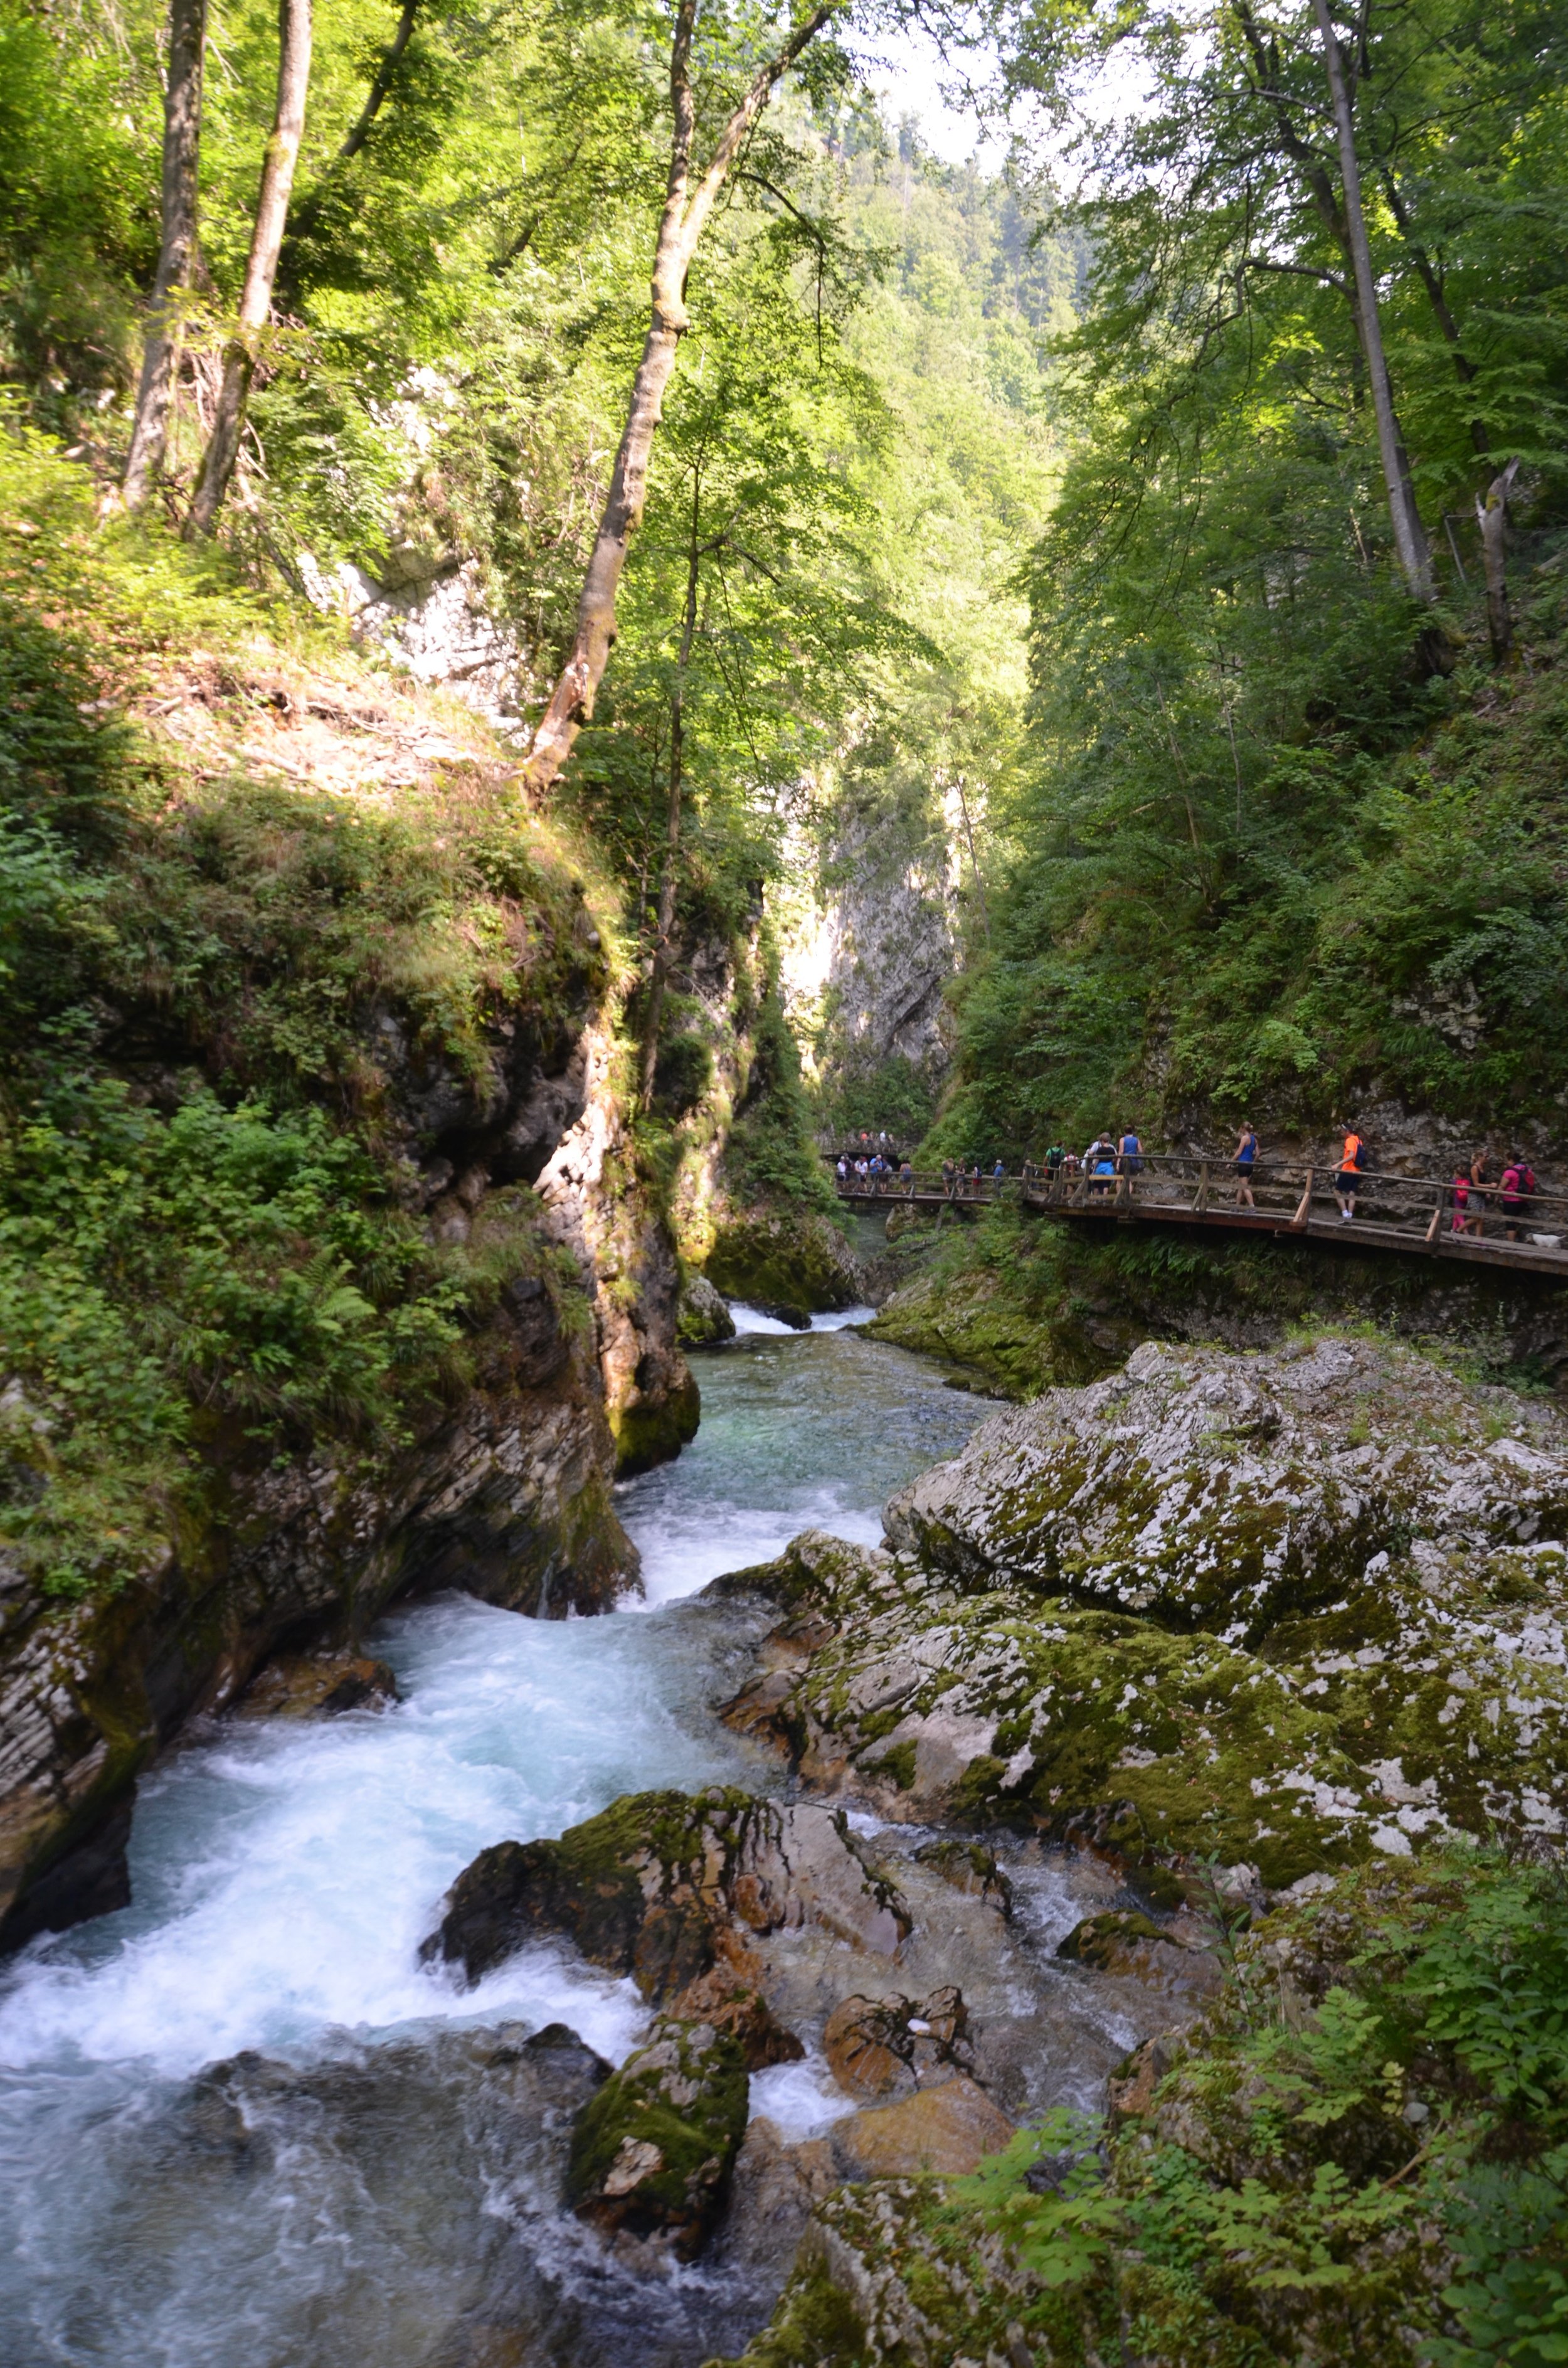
[1466,1147,1493,1236]
[1118,1128,1143,1194]
[1501,1157,1529,1240]
[899,1156,914,1197]
[1233,1121,1258,1208]
[941,1156,958,1203]
[1335,1124,1369,1221]
[1451,1165,1473,1233]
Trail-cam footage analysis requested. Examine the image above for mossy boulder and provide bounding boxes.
[714,1337,1568,1890]
[705,1208,862,1324]
[421,1783,909,1993]
[565,2015,748,2258]
[677,1273,738,1347]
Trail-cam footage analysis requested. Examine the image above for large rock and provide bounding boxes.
[713,1339,1568,1891]
[823,1987,974,2100]
[705,1208,862,1325]
[677,1273,737,1347]
[421,1785,910,1995]
[830,2077,1015,2179]
[564,2015,748,2258]
[235,1650,401,1719]
[1057,1911,1222,1999]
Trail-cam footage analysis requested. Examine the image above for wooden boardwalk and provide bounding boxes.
[831,1155,1568,1279]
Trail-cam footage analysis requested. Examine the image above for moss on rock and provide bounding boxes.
[713,1847,1568,2367]
[706,1208,862,1324]
[566,2015,749,2258]
[714,1337,1568,1889]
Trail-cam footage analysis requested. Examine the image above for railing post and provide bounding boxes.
[1291,1167,1313,1229]
[1425,1187,1443,1246]
[1195,1161,1210,1213]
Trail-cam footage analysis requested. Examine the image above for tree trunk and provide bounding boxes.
[519,0,844,799]
[1310,0,1434,600]
[275,0,420,309]
[122,0,206,509]
[638,480,704,1110]
[1477,459,1520,664]
[184,0,313,538]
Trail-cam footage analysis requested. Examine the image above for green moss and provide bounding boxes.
[721,1850,1568,2367]
[609,1366,701,1476]
[566,2016,749,2233]
[706,1206,859,1319]
[865,1738,918,1790]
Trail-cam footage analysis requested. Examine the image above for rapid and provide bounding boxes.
[0,1312,1138,2367]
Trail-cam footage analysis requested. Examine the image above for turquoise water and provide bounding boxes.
[0,1317,987,2368]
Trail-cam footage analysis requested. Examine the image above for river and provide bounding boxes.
[0,1310,1145,2367]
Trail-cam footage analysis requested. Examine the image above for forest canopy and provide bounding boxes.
[2,0,1566,1164]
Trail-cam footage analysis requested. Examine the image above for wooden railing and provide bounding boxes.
[831,1155,1568,1258]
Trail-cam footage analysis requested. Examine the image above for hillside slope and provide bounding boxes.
[0,430,728,1945]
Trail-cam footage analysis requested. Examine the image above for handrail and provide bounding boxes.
[828,1155,1568,1253]
[830,1154,1564,1208]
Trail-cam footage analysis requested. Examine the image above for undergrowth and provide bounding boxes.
[0,427,601,1600]
[787,1849,1568,2368]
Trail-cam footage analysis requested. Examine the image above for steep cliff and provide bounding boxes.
[0,437,699,1948]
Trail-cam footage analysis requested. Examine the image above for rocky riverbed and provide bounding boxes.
[4,1320,1564,2367]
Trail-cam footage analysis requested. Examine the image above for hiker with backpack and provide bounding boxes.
[1500,1156,1537,1240]
[1335,1125,1370,1221]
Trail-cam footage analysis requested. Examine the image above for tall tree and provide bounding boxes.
[184,0,313,538]
[122,0,207,510]
[1306,0,1433,599]
[519,0,849,799]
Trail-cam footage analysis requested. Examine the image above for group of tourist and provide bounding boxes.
[1451,1147,1540,1240]
[830,1128,1547,1243]
[837,1149,915,1195]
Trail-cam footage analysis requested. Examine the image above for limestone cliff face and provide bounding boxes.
[0,961,699,1953]
[780,806,959,1113]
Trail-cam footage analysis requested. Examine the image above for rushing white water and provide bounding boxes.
[0,1314,990,2367]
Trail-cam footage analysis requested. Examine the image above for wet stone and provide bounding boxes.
[822,1986,975,2100]
[564,2016,749,2259]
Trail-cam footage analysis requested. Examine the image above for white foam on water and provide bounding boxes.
[725,1303,874,1336]
[0,1595,722,2078]
[748,2055,859,2140]
[0,1322,991,2366]
[626,1489,883,1609]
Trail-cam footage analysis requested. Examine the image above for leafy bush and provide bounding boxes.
[915,1851,1568,2367]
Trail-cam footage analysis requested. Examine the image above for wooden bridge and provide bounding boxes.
[832,1155,1568,1278]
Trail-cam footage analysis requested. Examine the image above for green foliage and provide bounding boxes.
[723,987,835,1214]
[753,1854,1568,2368]
[0,435,595,1599]
[926,0,1568,1158]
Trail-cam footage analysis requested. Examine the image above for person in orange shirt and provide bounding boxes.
[1335,1126,1369,1221]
